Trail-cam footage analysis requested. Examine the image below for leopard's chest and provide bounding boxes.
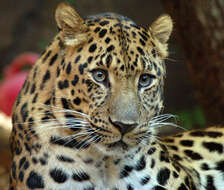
[35,146,189,190]
[43,154,162,190]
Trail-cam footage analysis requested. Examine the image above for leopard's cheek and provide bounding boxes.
[140,80,164,117]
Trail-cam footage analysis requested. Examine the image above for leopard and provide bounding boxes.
[9,3,224,190]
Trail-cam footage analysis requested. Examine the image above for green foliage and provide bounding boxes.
[175,106,206,130]
[38,41,50,50]
[64,0,76,5]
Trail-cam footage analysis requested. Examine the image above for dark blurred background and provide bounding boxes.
[0,0,204,129]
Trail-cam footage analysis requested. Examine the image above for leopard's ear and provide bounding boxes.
[55,3,88,46]
[150,15,173,44]
[149,15,173,58]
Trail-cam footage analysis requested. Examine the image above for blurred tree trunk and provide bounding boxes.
[163,0,224,125]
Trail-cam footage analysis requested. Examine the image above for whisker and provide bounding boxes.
[52,131,94,147]
[73,129,101,150]
[39,103,90,119]
[150,122,186,131]
[150,114,177,123]
[147,113,184,133]
[14,113,89,126]
[61,129,100,149]
[23,121,89,139]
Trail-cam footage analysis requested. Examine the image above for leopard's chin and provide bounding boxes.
[94,140,140,157]
[107,140,129,151]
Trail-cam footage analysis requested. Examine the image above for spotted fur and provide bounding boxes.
[9,3,224,190]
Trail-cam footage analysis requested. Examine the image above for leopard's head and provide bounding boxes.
[53,3,173,155]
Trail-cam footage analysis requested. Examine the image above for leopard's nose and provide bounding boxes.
[109,118,137,135]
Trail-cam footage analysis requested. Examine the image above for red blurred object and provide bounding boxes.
[0,53,39,115]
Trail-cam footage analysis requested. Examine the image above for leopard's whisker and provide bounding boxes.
[14,118,89,126]
[164,57,178,62]
[74,129,101,150]
[23,120,89,138]
[52,131,95,146]
[39,103,90,119]
[61,129,100,148]
[78,135,96,149]
[143,133,163,141]
[36,120,89,129]
[150,122,186,131]
[151,113,175,119]
[150,114,177,123]
[37,125,88,132]
[70,131,96,139]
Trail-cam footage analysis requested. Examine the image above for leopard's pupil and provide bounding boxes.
[142,75,148,82]
[97,72,103,79]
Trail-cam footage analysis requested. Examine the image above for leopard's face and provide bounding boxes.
[48,4,172,155]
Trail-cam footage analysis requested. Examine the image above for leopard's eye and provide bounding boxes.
[91,69,107,83]
[139,73,155,88]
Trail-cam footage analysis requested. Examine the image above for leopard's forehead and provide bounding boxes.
[85,12,152,52]
[85,12,137,28]
[79,13,162,76]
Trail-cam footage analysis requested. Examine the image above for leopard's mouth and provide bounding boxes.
[89,121,141,153]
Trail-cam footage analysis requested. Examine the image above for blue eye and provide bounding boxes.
[139,74,155,88]
[92,69,107,83]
